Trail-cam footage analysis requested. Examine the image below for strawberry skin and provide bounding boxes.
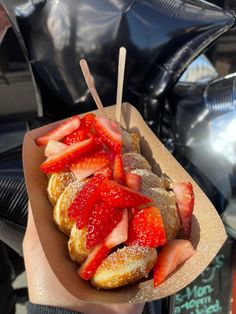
[70,150,112,182]
[94,117,122,154]
[173,182,194,239]
[68,174,105,225]
[127,206,167,248]
[153,239,195,287]
[36,116,81,146]
[105,208,128,248]
[44,140,67,157]
[40,137,95,173]
[94,166,113,179]
[63,113,95,145]
[100,180,151,208]
[125,172,141,191]
[86,202,122,249]
[113,154,126,185]
[78,242,110,280]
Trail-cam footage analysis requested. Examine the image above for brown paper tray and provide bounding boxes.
[22,103,227,303]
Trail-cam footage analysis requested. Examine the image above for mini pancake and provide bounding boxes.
[68,224,90,264]
[122,152,152,172]
[53,180,87,236]
[47,171,76,206]
[91,245,157,289]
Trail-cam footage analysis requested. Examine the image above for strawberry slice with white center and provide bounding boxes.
[68,174,105,224]
[44,140,68,157]
[78,242,110,280]
[94,166,113,179]
[70,150,112,182]
[153,239,195,287]
[113,154,126,185]
[173,182,194,239]
[78,209,128,280]
[36,115,81,146]
[105,208,128,248]
[94,117,122,154]
[125,172,141,191]
[40,137,95,173]
[86,202,123,249]
[127,206,167,248]
[100,180,151,208]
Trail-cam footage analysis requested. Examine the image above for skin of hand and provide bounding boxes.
[23,205,145,314]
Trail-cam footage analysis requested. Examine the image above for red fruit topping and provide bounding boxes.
[94,166,113,179]
[94,117,122,153]
[44,140,67,157]
[63,114,95,145]
[100,180,151,208]
[78,242,110,280]
[105,208,128,248]
[153,239,195,287]
[127,206,167,248]
[125,172,141,191]
[86,202,122,249]
[173,182,194,239]
[36,116,81,146]
[113,154,126,185]
[70,150,112,182]
[68,174,105,225]
[40,137,95,173]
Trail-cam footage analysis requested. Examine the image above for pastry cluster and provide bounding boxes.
[36,113,195,289]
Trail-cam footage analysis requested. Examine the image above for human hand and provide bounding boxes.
[23,204,145,314]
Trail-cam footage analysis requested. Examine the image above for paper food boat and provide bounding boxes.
[23,103,226,303]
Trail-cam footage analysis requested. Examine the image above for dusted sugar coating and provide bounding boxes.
[68,224,90,264]
[122,130,140,153]
[131,169,172,190]
[47,171,76,206]
[122,152,152,172]
[53,180,87,235]
[91,245,157,289]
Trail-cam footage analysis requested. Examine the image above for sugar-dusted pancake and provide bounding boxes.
[68,224,90,264]
[91,245,157,289]
[122,130,140,153]
[53,180,87,235]
[122,152,152,172]
[47,171,76,206]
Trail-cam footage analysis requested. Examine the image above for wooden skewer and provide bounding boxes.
[79,59,107,117]
[116,47,127,123]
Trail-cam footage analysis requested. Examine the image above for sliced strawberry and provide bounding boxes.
[113,154,126,185]
[94,166,113,179]
[68,174,105,225]
[63,114,95,145]
[94,117,122,154]
[127,206,167,248]
[70,150,112,182]
[40,137,95,173]
[125,172,141,191]
[100,180,151,208]
[173,182,194,239]
[86,202,122,249]
[153,239,195,287]
[44,140,68,157]
[36,116,81,146]
[105,208,128,248]
[78,242,110,280]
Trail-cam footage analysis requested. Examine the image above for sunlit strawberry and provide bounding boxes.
[94,117,122,154]
[36,116,81,146]
[173,182,194,239]
[40,137,95,173]
[153,239,195,287]
[113,154,126,185]
[86,202,122,249]
[127,206,167,248]
[125,172,141,191]
[44,140,68,157]
[100,180,151,208]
